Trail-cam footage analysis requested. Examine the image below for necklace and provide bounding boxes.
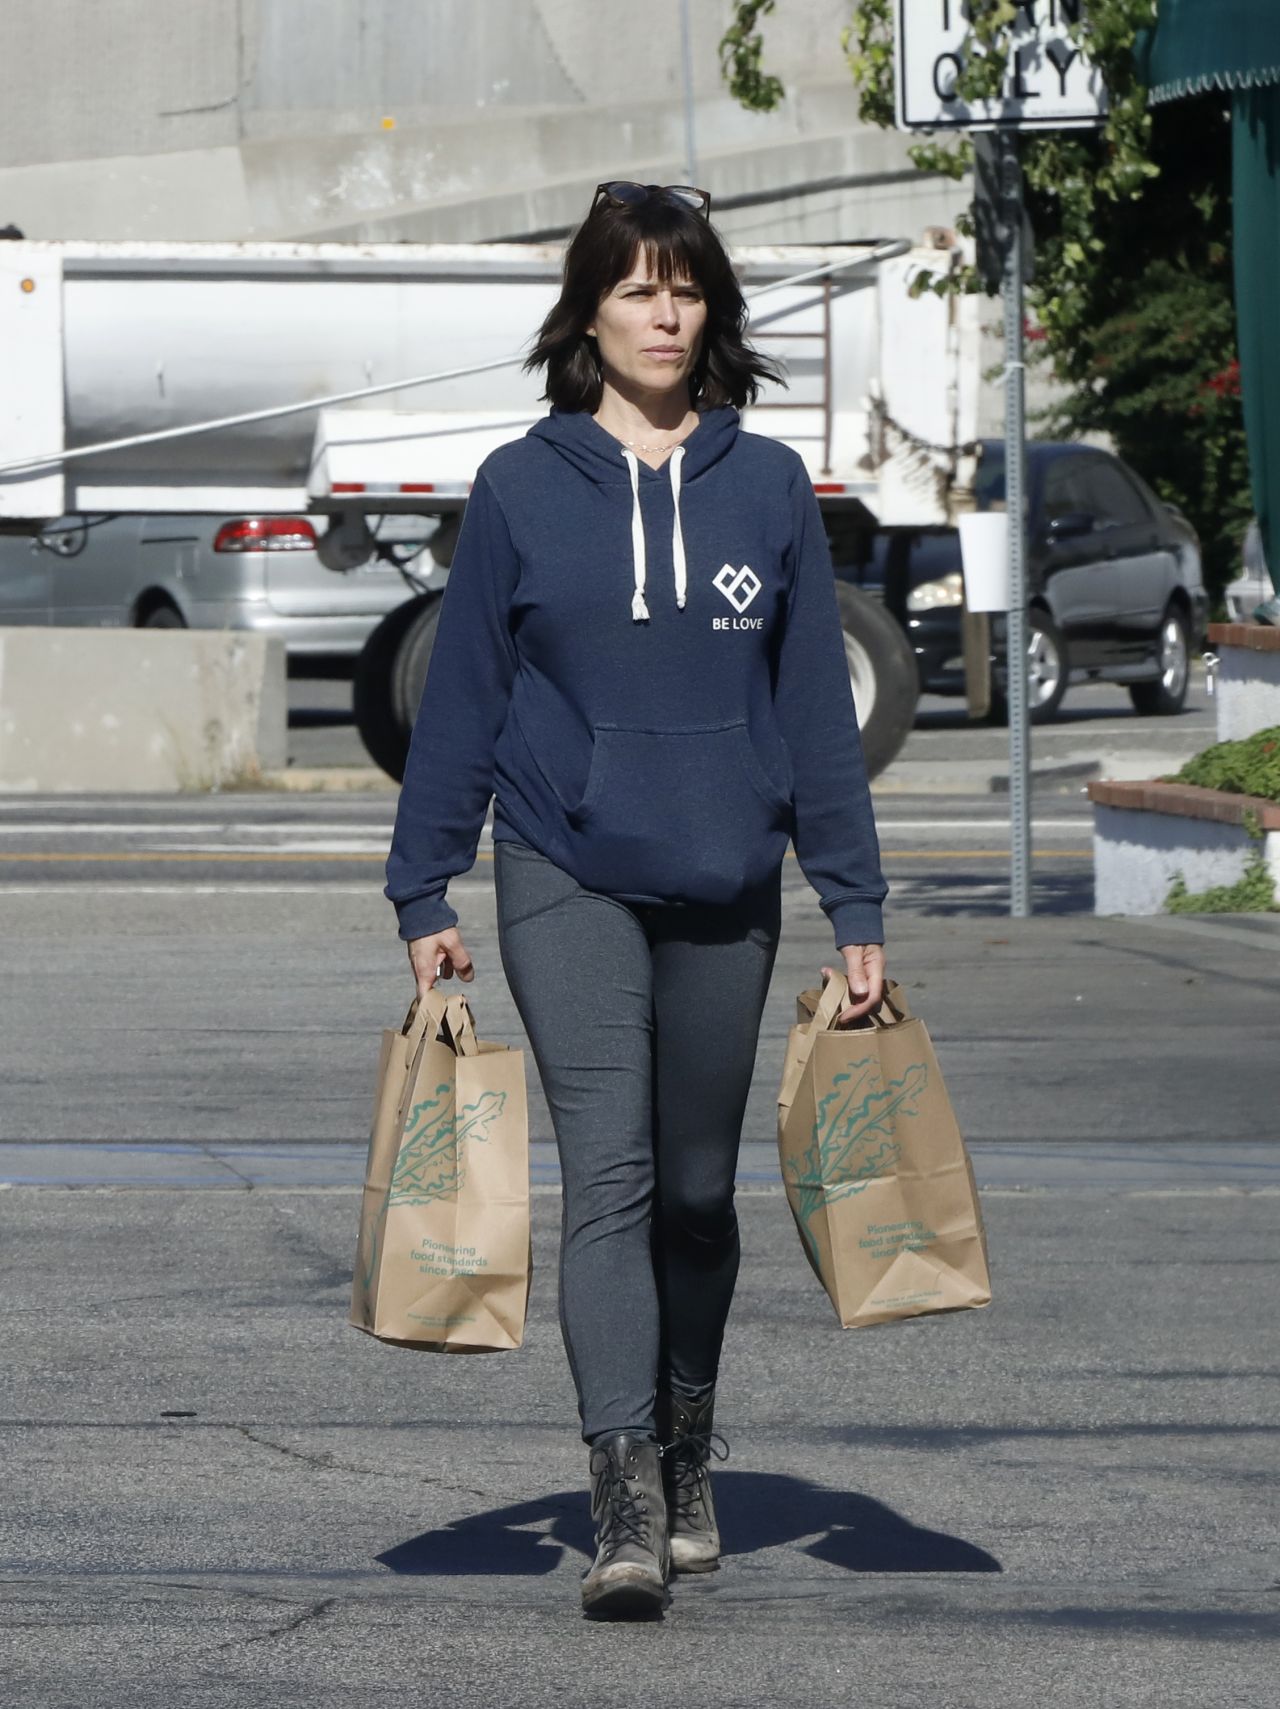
[600,418,697,456]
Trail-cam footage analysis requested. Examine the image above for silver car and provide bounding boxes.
[0,511,440,654]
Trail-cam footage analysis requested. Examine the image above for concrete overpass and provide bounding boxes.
[0,0,964,247]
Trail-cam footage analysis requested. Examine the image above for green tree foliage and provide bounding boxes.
[721,1,1252,600]
[719,0,787,110]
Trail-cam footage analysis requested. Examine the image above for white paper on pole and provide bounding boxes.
[958,512,1010,612]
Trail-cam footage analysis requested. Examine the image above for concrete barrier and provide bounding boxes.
[0,627,286,792]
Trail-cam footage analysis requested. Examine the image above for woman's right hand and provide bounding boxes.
[407,928,475,999]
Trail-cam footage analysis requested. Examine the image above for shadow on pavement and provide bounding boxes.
[886,870,1093,915]
[911,702,1204,730]
[377,1471,1001,1577]
[998,1606,1280,1641]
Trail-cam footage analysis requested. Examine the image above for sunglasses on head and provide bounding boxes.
[592,181,712,218]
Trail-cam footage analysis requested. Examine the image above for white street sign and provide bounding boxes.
[895,0,1107,130]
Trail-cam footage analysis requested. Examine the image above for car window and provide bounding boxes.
[972,448,1032,516]
[975,450,1006,509]
[822,520,959,587]
[1043,460,1092,521]
[1079,458,1152,528]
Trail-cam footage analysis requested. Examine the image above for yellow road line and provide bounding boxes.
[0,851,382,864]
[0,848,1095,864]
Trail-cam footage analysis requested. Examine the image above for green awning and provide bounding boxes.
[1232,87,1280,598]
[1134,2,1280,603]
[1137,0,1280,105]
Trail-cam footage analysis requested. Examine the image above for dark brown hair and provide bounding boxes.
[524,192,785,411]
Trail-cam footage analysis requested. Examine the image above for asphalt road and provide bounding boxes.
[3,822,1279,1704]
[283,669,1220,789]
[3,674,1276,1706]
[3,1184,1277,1708]
[0,789,1097,915]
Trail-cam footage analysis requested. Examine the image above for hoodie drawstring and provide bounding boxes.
[669,445,687,610]
[621,445,689,622]
[622,448,649,622]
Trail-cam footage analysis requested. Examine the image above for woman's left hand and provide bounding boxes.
[820,943,887,1026]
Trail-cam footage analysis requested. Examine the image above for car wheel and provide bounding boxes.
[990,609,1070,725]
[1129,605,1191,716]
[832,582,920,778]
[140,601,185,629]
[352,594,438,781]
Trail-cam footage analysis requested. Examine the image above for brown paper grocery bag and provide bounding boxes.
[350,989,531,1353]
[777,973,990,1328]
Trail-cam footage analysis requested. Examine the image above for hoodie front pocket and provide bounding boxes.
[567,721,792,904]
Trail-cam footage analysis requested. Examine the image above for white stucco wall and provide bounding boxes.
[1093,806,1280,916]
[1215,645,1280,744]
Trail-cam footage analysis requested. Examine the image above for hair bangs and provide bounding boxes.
[524,187,786,413]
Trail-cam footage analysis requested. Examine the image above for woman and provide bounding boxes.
[385,181,888,1617]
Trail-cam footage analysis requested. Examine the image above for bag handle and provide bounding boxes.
[441,994,479,1056]
[809,969,851,1034]
[400,989,479,1057]
[807,972,910,1035]
[780,972,908,1113]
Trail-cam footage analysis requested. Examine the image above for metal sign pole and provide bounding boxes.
[1000,128,1032,917]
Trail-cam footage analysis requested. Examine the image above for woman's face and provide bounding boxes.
[587,252,708,401]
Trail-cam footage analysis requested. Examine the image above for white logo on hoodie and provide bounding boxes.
[713,563,762,613]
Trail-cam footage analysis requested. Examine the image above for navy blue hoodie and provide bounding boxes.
[386,405,887,947]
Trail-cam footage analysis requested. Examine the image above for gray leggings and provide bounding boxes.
[494,836,781,1443]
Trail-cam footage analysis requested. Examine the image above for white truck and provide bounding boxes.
[0,236,981,777]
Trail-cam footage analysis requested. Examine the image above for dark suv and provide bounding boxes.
[829,441,1208,720]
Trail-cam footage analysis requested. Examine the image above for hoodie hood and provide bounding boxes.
[527,404,741,484]
[528,406,742,621]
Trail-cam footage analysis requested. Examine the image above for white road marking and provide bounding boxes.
[872,818,1088,831]
[0,818,1082,837]
[0,881,496,895]
[0,822,397,835]
[137,839,393,854]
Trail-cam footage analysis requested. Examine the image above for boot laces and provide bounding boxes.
[660,1430,729,1519]
[590,1453,652,1551]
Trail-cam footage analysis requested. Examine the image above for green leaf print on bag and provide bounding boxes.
[784,1059,928,1262]
[388,1082,510,1207]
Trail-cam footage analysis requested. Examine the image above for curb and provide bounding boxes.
[253,767,398,794]
[872,759,1100,796]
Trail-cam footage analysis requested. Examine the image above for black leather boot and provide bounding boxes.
[658,1386,729,1573]
[580,1431,670,1616]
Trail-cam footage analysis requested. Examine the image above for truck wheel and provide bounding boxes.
[353,594,438,781]
[833,582,920,778]
[391,595,444,731]
[359,585,921,784]
[1128,605,1191,716]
